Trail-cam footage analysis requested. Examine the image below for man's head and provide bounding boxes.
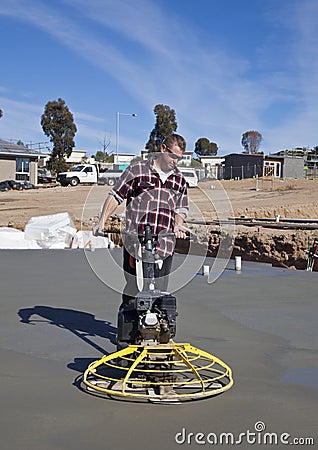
[158,133,186,172]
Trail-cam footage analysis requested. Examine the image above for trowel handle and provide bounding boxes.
[102,229,197,241]
[102,229,122,234]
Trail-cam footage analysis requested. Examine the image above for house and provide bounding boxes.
[141,149,149,160]
[305,150,318,179]
[113,153,136,165]
[222,153,264,180]
[0,139,40,185]
[39,150,87,166]
[65,150,87,164]
[39,149,97,167]
[306,151,318,168]
[177,151,193,167]
[222,150,306,180]
[266,150,305,179]
[200,155,225,179]
[113,153,136,170]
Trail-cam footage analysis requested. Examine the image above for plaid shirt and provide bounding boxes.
[110,158,188,257]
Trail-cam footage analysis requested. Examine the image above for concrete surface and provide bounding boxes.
[0,249,317,449]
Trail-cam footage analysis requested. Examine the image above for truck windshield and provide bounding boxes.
[181,172,195,177]
[72,165,85,172]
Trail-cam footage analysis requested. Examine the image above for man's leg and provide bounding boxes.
[118,252,173,346]
[121,247,139,305]
[154,255,177,341]
[154,254,173,292]
[117,248,138,347]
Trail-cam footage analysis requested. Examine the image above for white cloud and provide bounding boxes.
[1,0,318,152]
[74,111,105,124]
[65,0,176,57]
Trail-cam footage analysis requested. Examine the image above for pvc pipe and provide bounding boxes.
[202,265,210,276]
[235,256,242,271]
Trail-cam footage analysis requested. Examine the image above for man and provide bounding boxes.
[93,133,190,345]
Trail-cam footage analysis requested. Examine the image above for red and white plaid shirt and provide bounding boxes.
[110,158,188,257]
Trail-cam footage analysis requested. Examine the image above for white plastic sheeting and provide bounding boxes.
[0,212,114,250]
[0,228,41,249]
[71,230,114,249]
[24,212,77,249]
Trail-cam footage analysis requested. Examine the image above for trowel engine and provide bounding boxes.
[118,291,177,346]
[135,291,177,344]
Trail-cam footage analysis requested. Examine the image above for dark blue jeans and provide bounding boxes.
[117,248,173,344]
[121,248,173,305]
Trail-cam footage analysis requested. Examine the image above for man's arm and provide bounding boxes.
[174,178,190,239]
[92,164,134,236]
[174,212,191,239]
[92,194,119,235]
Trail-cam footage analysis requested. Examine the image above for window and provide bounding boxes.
[16,158,30,181]
[181,171,195,177]
[264,161,281,178]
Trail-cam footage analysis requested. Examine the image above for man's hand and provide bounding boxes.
[173,222,191,239]
[174,212,190,239]
[92,195,119,236]
[92,220,104,236]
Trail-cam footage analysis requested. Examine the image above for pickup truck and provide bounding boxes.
[57,164,99,186]
[179,168,198,187]
[98,168,123,186]
[57,164,123,187]
[38,168,55,184]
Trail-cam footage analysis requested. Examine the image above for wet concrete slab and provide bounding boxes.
[0,249,317,449]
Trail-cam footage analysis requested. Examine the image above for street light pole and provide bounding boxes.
[115,112,137,163]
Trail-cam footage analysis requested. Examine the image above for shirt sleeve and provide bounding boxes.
[175,182,189,217]
[175,207,188,217]
[109,166,135,204]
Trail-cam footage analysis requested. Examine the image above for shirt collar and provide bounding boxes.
[148,155,181,175]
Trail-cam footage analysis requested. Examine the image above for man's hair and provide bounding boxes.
[163,134,186,153]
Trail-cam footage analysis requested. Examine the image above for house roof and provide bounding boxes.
[0,139,43,158]
[268,150,305,160]
[200,155,224,160]
[224,152,264,159]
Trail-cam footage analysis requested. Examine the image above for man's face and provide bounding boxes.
[159,143,183,172]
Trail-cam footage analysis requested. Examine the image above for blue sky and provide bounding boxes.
[0,0,317,156]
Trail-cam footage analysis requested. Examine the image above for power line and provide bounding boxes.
[0,137,50,150]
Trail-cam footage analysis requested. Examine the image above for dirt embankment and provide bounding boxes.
[206,227,316,270]
[1,179,318,270]
[185,179,318,270]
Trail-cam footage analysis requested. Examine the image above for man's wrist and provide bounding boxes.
[175,213,186,225]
